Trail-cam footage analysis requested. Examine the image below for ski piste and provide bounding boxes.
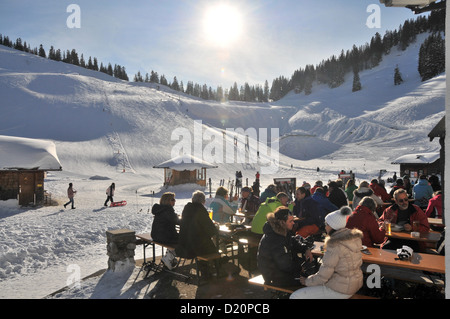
[110,200,127,207]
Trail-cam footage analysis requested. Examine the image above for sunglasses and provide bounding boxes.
[397,198,409,203]
[170,199,176,202]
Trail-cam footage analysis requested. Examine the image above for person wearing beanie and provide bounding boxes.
[290,206,363,299]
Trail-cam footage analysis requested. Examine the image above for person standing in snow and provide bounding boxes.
[64,183,77,209]
[104,183,115,206]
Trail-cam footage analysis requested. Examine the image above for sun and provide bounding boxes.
[203,4,243,47]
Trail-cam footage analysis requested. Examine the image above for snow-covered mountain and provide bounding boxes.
[0,31,445,299]
[0,32,444,183]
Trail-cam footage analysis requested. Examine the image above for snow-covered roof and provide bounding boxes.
[391,152,440,164]
[0,135,62,171]
[153,154,217,170]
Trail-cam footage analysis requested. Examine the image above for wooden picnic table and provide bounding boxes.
[311,241,445,274]
[231,211,255,223]
[387,230,441,243]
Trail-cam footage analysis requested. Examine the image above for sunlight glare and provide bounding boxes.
[203,4,243,47]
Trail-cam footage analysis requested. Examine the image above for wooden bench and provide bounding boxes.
[136,233,221,284]
[248,275,378,299]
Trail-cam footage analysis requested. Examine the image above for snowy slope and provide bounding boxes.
[0,31,446,298]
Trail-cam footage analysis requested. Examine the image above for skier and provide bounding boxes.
[64,183,77,209]
[105,183,115,206]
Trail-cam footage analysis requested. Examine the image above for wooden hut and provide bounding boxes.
[0,135,62,206]
[153,155,217,187]
[391,152,440,180]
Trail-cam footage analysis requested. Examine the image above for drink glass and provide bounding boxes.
[385,221,391,236]
[208,209,213,220]
[412,220,420,232]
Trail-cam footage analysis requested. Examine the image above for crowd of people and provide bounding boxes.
[139,172,442,298]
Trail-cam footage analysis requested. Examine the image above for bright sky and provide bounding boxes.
[0,0,422,88]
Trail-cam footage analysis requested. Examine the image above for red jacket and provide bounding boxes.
[346,205,386,247]
[425,194,442,218]
[379,203,430,233]
[369,182,391,202]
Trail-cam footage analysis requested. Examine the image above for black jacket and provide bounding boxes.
[175,202,218,258]
[328,188,348,208]
[151,204,180,245]
[257,217,304,287]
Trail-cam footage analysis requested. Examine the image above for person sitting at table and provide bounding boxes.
[389,178,405,199]
[351,181,384,215]
[378,188,430,251]
[240,186,260,224]
[175,191,219,259]
[257,206,313,287]
[425,190,442,218]
[151,192,180,269]
[346,196,386,248]
[413,175,434,210]
[259,184,277,203]
[251,192,292,236]
[290,206,363,299]
[293,187,324,238]
[310,180,323,195]
[209,186,238,224]
[402,175,413,197]
[344,179,357,202]
[311,187,338,218]
[327,181,348,208]
[369,178,391,203]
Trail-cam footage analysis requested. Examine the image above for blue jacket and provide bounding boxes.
[209,195,238,223]
[413,179,434,206]
[293,196,323,228]
[311,191,338,218]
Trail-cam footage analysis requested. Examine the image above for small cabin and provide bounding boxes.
[391,152,440,180]
[0,135,62,206]
[153,155,217,187]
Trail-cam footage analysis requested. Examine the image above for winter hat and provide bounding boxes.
[325,206,352,230]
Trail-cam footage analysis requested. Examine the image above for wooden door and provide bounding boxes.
[19,172,35,205]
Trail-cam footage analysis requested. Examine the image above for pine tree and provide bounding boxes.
[150,71,159,83]
[171,76,180,91]
[38,44,46,58]
[55,49,62,61]
[93,57,99,71]
[394,65,403,85]
[352,68,361,92]
[107,63,113,76]
[48,46,56,60]
[71,49,79,66]
[418,32,445,81]
[80,54,86,68]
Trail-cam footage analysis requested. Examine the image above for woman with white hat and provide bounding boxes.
[290,206,364,299]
